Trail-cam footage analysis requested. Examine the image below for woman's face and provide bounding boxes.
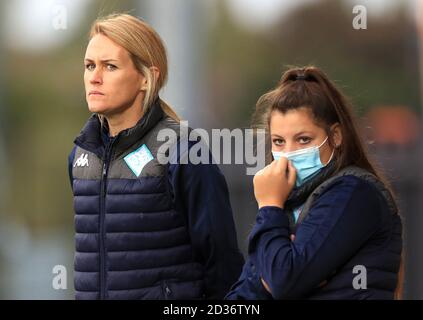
[84,34,146,116]
[270,107,341,165]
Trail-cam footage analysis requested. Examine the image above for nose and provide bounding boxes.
[89,68,103,85]
[284,141,296,153]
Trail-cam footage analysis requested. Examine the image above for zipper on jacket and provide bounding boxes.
[162,281,172,299]
[99,138,115,300]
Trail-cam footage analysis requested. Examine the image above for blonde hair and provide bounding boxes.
[89,13,180,122]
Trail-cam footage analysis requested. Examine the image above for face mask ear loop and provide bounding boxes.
[318,136,333,166]
[318,136,329,148]
[324,148,335,167]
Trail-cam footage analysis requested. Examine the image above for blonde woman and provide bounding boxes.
[68,14,243,300]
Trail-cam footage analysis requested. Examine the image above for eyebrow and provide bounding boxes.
[271,131,313,138]
[84,58,119,63]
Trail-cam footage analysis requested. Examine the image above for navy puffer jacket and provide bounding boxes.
[69,100,244,299]
[226,164,402,300]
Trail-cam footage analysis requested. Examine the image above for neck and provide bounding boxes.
[104,99,144,137]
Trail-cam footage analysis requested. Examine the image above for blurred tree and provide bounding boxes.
[208,0,420,128]
[271,0,420,115]
[207,0,284,128]
[2,0,137,232]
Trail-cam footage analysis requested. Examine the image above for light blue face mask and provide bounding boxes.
[272,136,334,187]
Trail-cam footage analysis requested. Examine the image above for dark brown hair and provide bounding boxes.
[255,65,384,182]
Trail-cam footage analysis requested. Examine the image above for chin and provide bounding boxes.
[87,102,112,115]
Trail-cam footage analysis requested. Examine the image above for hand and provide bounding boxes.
[253,157,296,209]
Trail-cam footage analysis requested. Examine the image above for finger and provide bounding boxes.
[269,158,279,168]
[263,163,273,174]
[256,162,271,175]
[290,234,296,241]
[275,156,288,173]
[287,160,297,186]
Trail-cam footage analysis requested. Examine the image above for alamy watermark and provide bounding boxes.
[352,265,367,290]
[352,5,367,30]
[52,265,67,290]
[52,4,67,30]
[155,121,267,175]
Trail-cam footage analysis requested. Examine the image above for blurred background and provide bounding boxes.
[0,0,421,299]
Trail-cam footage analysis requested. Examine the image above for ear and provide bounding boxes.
[140,66,160,91]
[149,66,160,83]
[330,123,342,148]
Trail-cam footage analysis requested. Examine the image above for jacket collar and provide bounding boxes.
[285,160,337,209]
[74,98,164,160]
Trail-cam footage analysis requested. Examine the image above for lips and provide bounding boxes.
[88,90,105,96]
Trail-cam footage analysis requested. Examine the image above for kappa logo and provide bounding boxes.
[74,153,89,167]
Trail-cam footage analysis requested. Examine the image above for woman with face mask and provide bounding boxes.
[226,66,404,300]
[68,13,244,300]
